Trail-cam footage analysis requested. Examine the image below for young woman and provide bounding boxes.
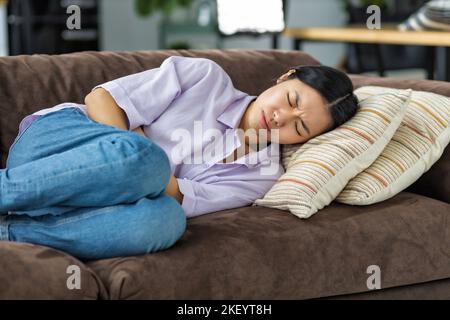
[0,56,359,260]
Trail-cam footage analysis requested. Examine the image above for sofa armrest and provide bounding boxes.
[404,144,450,204]
[0,241,106,299]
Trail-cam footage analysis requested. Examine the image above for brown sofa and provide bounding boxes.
[0,49,449,300]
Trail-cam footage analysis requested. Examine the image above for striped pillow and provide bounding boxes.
[253,90,411,219]
[336,86,450,205]
[398,0,450,31]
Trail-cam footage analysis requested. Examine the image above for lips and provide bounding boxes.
[260,111,270,130]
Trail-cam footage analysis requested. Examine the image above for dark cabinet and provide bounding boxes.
[344,0,433,77]
[7,0,99,55]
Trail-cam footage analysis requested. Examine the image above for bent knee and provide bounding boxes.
[157,196,186,248]
[135,196,186,253]
[114,133,171,194]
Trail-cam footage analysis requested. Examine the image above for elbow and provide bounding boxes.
[84,91,95,109]
[84,92,92,107]
[84,88,104,120]
[84,88,102,107]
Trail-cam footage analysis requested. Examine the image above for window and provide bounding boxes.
[217,0,285,35]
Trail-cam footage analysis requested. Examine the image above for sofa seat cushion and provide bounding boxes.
[0,241,106,299]
[87,192,450,299]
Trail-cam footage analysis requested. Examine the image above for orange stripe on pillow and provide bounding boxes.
[411,100,448,129]
[377,154,406,173]
[276,178,317,193]
[359,108,390,123]
[401,121,435,144]
[289,160,336,176]
[340,126,375,144]
[365,170,389,187]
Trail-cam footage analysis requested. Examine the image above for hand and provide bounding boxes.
[165,174,183,204]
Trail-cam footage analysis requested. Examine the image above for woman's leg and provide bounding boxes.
[1,107,171,214]
[0,194,186,260]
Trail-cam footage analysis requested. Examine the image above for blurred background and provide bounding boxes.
[0,0,448,80]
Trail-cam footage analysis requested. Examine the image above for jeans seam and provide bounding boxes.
[6,193,170,228]
[0,215,10,240]
[8,205,119,228]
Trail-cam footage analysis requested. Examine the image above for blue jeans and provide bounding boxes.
[0,107,186,260]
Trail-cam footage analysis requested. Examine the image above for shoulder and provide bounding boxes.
[162,56,227,75]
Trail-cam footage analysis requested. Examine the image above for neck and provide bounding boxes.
[238,100,253,132]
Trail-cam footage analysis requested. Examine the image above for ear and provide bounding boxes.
[277,69,296,84]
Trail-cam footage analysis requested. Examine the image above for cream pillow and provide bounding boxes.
[252,90,412,219]
[336,86,450,205]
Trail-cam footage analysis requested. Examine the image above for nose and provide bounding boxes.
[272,108,300,128]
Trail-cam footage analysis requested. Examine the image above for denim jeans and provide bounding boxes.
[0,107,186,260]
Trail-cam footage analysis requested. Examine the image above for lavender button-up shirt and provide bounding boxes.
[31,56,285,218]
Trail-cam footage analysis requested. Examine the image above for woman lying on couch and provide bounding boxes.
[0,56,358,260]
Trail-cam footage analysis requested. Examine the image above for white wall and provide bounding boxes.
[100,0,162,52]
[282,0,347,66]
[100,0,347,67]
[0,3,8,56]
[221,0,347,67]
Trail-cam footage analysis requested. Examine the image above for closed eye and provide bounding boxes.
[287,92,302,136]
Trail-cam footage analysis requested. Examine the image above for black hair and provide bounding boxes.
[282,65,359,132]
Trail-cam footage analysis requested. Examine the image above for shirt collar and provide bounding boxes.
[233,141,280,168]
[213,94,280,169]
[217,95,257,129]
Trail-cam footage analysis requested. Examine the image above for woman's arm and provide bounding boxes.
[85,89,152,138]
[85,88,129,131]
[84,88,183,204]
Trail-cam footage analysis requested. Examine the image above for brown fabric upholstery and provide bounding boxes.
[320,277,450,300]
[0,49,449,299]
[87,192,450,299]
[0,242,106,299]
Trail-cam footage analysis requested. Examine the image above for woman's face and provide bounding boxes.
[240,70,333,145]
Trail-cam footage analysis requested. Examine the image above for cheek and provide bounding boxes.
[261,93,282,111]
[252,102,264,119]
[269,128,300,144]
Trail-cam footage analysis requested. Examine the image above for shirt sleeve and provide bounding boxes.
[176,176,279,218]
[91,56,224,131]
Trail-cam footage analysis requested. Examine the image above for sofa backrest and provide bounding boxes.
[0,49,319,167]
[0,49,448,203]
